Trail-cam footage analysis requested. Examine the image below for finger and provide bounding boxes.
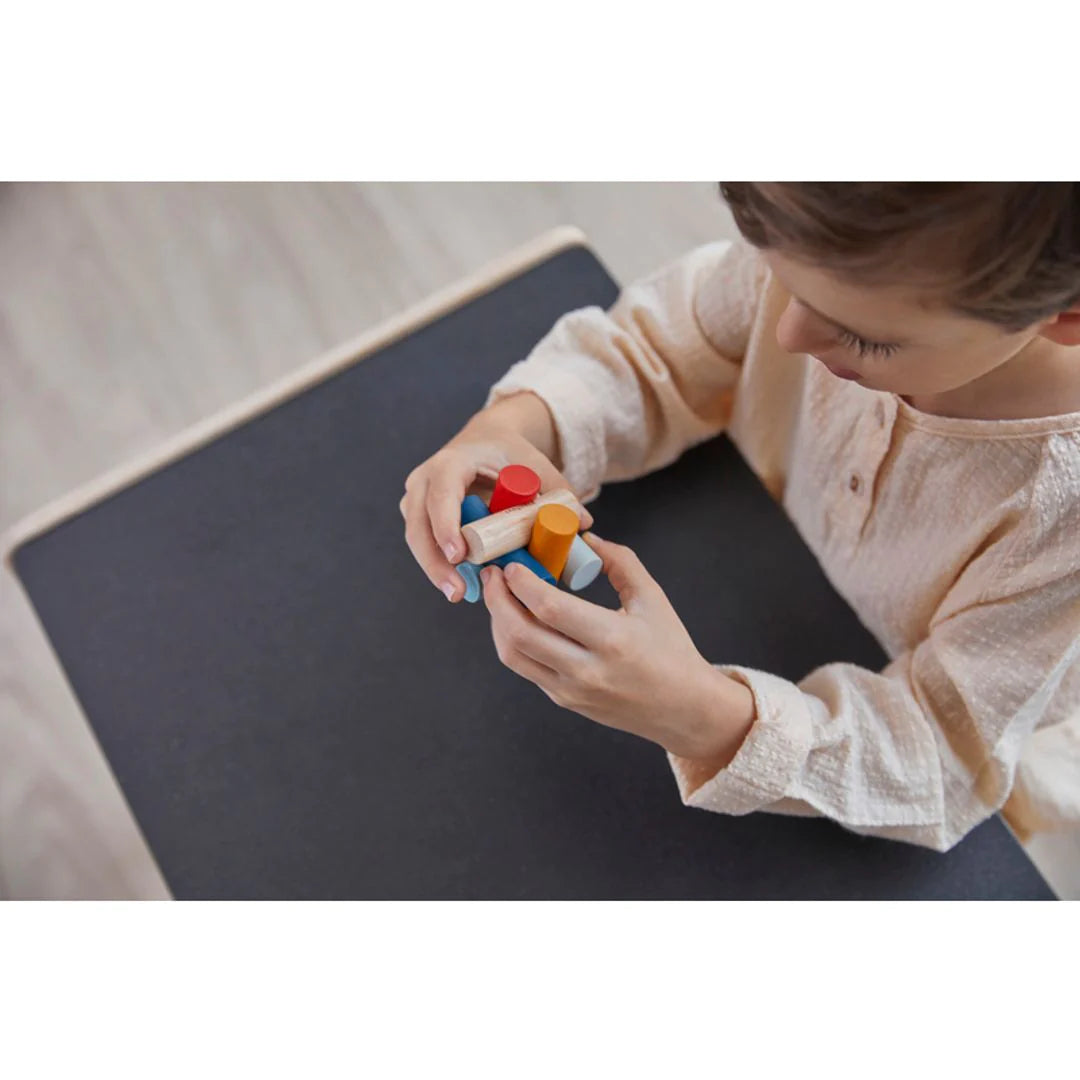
[583,533,657,612]
[403,475,465,602]
[501,560,617,650]
[491,631,562,691]
[466,475,496,503]
[425,456,472,564]
[482,566,586,671]
[571,490,595,532]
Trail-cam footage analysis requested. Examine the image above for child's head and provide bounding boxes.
[720,183,1080,396]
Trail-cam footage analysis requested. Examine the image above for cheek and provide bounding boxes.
[934,347,1000,383]
[776,300,830,354]
[870,342,1014,395]
[774,303,800,353]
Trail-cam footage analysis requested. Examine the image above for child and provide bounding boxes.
[401,183,1080,852]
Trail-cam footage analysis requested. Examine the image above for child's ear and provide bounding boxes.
[1038,306,1080,346]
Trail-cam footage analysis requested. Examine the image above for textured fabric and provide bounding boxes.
[487,240,1080,851]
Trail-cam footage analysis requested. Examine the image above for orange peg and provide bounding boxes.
[527,503,579,582]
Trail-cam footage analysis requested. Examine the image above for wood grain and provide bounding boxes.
[2,227,587,553]
[461,489,582,564]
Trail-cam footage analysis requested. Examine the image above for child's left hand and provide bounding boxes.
[480,534,756,763]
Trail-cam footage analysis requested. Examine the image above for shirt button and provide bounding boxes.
[849,472,862,494]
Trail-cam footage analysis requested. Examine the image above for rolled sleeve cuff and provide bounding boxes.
[486,358,607,502]
[668,665,815,815]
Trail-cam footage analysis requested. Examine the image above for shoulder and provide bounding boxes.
[926,429,1080,621]
[1004,430,1080,576]
[688,239,770,358]
[980,430,1080,601]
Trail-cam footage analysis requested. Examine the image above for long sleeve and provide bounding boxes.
[669,506,1080,851]
[486,240,767,500]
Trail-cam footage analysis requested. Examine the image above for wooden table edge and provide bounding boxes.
[2,224,593,564]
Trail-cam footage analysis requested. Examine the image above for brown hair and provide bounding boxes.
[719,182,1080,330]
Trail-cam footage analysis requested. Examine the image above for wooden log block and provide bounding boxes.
[461,488,583,564]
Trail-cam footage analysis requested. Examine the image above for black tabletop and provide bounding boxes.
[12,244,1053,899]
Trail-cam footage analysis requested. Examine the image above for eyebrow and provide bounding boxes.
[795,294,908,346]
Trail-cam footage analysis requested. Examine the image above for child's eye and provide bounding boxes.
[836,328,899,360]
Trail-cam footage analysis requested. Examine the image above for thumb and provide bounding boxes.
[583,533,656,611]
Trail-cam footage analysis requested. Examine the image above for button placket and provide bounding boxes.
[845,395,896,539]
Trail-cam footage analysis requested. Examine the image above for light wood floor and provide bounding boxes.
[1,183,1076,899]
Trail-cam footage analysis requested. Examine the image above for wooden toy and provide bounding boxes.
[457,494,554,598]
[528,503,579,581]
[455,495,491,602]
[461,487,583,564]
[455,474,594,599]
[561,534,603,592]
[488,464,542,514]
[460,494,490,526]
[493,548,556,585]
[466,488,599,591]
[455,561,483,603]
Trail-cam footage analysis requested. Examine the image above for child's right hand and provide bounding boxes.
[400,393,593,602]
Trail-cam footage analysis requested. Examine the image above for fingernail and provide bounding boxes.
[440,582,457,602]
[443,542,459,563]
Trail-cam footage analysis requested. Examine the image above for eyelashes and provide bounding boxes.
[836,328,900,360]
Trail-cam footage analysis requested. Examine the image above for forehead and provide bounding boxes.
[763,249,983,342]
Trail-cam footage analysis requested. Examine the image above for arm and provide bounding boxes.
[477,365,1078,851]
[485,240,767,500]
[669,549,1080,851]
[466,391,560,464]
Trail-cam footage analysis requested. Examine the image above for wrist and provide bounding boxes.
[468,392,560,465]
[678,664,757,767]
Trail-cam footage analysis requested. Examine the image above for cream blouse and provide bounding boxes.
[487,239,1080,851]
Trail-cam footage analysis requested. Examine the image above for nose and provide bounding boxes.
[776,298,831,356]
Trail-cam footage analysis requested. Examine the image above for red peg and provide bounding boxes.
[488,464,541,514]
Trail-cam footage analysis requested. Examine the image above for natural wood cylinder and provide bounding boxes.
[461,488,583,563]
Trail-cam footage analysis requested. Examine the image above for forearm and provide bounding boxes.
[668,651,1036,852]
[672,667,758,786]
[485,241,764,500]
